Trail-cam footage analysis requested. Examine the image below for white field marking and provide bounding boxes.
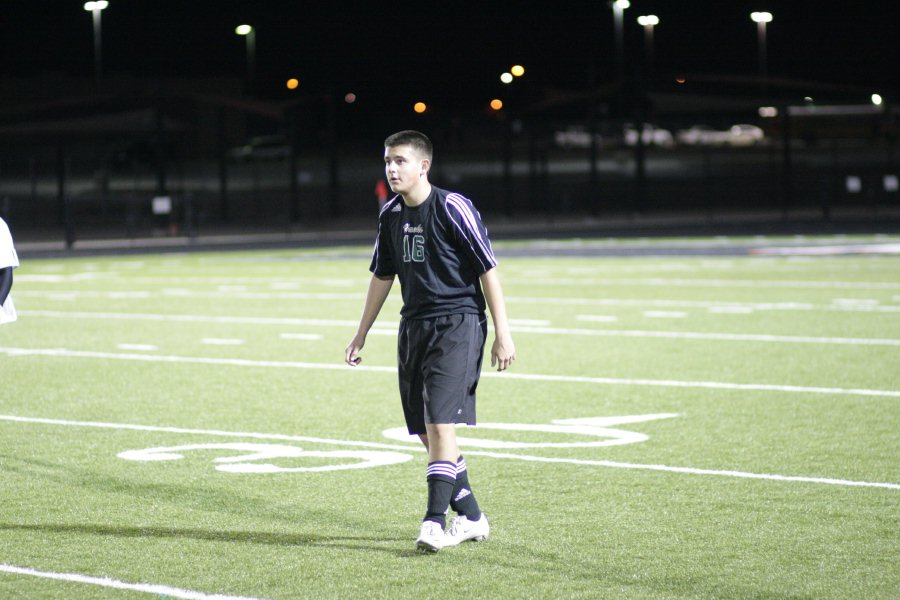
[42,293,78,301]
[382,414,681,449]
[15,272,113,283]
[643,310,688,318]
[0,414,425,453]
[117,343,159,352]
[516,277,900,290]
[832,298,880,306]
[2,415,897,490]
[750,243,900,255]
[118,443,413,473]
[16,290,900,313]
[508,326,900,347]
[708,306,755,314]
[368,329,399,336]
[506,296,900,314]
[16,310,900,346]
[0,564,270,600]
[463,451,900,490]
[279,333,323,341]
[201,338,245,346]
[19,310,363,327]
[15,290,366,301]
[2,346,899,398]
[508,318,553,326]
[576,315,619,323]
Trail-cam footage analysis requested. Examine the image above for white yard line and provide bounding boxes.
[517,278,900,290]
[1,415,897,490]
[0,414,421,453]
[17,310,900,346]
[509,326,900,346]
[2,346,898,398]
[19,272,900,290]
[19,310,363,327]
[16,290,900,312]
[0,564,270,600]
[509,296,900,313]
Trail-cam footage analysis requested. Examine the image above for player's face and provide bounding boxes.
[384,145,428,196]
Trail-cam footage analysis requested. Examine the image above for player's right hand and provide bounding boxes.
[344,338,364,366]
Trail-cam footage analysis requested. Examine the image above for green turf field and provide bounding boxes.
[1,237,898,599]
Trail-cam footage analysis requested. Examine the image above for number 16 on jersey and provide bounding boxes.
[403,234,425,263]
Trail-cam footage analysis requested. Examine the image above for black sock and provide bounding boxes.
[424,461,456,528]
[449,455,482,521]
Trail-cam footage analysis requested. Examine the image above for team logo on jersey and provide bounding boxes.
[403,224,424,234]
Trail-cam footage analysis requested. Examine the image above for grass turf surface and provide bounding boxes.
[1,238,898,599]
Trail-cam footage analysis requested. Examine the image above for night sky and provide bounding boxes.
[3,0,898,111]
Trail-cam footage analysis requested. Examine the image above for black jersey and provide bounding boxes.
[370,186,498,319]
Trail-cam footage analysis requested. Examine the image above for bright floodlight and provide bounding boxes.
[637,15,659,26]
[510,65,525,77]
[872,93,883,106]
[750,11,773,23]
[614,0,630,9]
[235,24,253,36]
[500,72,513,84]
[84,1,108,10]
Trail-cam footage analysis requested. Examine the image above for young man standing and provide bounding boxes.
[345,130,516,552]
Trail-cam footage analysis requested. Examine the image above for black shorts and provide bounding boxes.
[397,313,487,435]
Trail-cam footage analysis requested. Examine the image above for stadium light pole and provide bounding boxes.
[636,15,659,81]
[610,0,630,85]
[83,1,109,86]
[235,24,256,92]
[751,11,773,99]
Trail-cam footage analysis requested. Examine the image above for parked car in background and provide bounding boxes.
[624,123,675,147]
[677,124,765,147]
[725,124,766,146]
[554,127,595,149]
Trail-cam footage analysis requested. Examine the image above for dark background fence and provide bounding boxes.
[1,78,897,245]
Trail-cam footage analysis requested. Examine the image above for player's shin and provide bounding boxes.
[424,461,457,528]
[449,455,482,521]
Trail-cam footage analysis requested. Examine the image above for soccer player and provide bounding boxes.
[345,130,516,552]
[0,216,19,325]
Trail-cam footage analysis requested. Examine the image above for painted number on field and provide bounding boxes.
[383,414,680,449]
[117,443,413,473]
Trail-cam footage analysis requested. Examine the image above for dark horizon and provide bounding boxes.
[4,1,897,112]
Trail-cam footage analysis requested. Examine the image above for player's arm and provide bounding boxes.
[345,274,395,366]
[480,267,516,371]
[0,267,11,305]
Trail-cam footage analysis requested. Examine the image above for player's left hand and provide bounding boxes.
[491,336,516,372]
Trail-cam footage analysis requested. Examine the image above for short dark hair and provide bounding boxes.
[384,130,433,161]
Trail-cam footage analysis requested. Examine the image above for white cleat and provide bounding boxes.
[415,520,445,553]
[443,514,490,547]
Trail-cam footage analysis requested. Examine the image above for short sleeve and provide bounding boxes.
[369,212,395,277]
[443,193,497,275]
[0,219,18,270]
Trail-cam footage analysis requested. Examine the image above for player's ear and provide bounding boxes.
[420,159,430,176]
